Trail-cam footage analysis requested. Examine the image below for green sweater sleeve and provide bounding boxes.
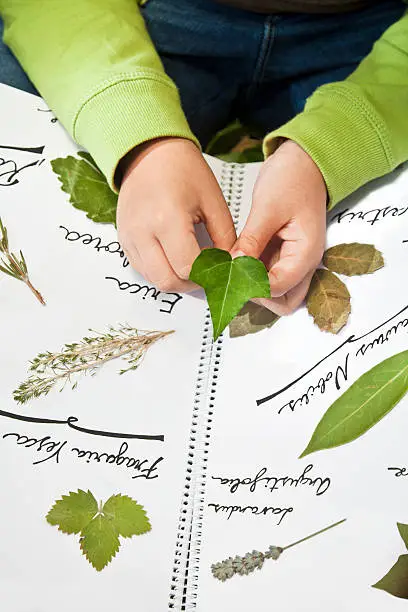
[263,8,408,209]
[0,0,198,189]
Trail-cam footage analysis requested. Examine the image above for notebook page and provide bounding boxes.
[0,85,220,612]
[194,162,408,611]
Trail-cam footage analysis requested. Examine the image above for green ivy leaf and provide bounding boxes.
[51,152,117,225]
[398,523,408,550]
[46,489,97,534]
[229,301,279,338]
[190,248,270,340]
[80,514,120,571]
[47,490,151,571]
[373,555,408,599]
[103,494,151,538]
[300,350,408,457]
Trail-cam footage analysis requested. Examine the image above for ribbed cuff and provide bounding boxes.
[262,83,395,209]
[73,74,200,191]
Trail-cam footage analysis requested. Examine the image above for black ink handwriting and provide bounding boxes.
[106,276,182,314]
[207,502,293,525]
[59,226,129,268]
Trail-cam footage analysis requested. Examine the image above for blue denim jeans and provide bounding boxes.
[0,0,405,146]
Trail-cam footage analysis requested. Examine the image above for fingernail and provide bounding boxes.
[231,250,245,259]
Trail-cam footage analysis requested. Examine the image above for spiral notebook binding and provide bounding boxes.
[167,162,245,610]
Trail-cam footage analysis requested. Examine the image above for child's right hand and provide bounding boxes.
[117,137,236,292]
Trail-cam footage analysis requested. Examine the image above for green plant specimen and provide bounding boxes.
[51,151,118,225]
[373,523,408,599]
[229,301,279,338]
[14,324,174,404]
[300,350,408,458]
[0,217,45,305]
[306,243,384,333]
[46,489,151,571]
[323,243,384,276]
[212,518,346,582]
[190,248,270,340]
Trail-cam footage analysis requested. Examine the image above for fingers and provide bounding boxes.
[202,197,237,251]
[231,201,284,259]
[255,270,314,316]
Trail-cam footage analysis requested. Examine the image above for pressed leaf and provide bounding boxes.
[373,554,408,599]
[397,523,408,550]
[306,269,350,334]
[103,494,151,538]
[80,514,120,571]
[51,153,117,225]
[190,248,270,340]
[300,350,408,457]
[323,243,384,276]
[229,301,279,338]
[46,489,97,534]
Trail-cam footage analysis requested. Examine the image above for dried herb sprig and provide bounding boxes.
[0,217,45,305]
[14,324,174,404]
[211,518,346,582]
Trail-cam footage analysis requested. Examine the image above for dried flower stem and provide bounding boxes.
[0,217,45,305]
[211,518,346,582]
[14,324,174,404]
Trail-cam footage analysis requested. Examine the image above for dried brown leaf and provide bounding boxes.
[323,243,384,276]
[306,269,350,334]
[229,301,279,338]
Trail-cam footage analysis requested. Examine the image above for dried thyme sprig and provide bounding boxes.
[14,324,174,404]
[0,217,45,305]
[211,518,346,582]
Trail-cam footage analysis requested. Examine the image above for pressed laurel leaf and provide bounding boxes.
[323,243,384,276]
[306,269,351,334]
[80,514,120,571]
[103,494,151,538]
[51,153,117,225]
[397,523,408,550]
[46,489,97,534]
[190,248,270,340]
[300,350,408,457]
[229,301,279,338]
[373,554,408,599]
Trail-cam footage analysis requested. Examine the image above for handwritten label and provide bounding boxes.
[59,225,129,268]
[0,145,45,187]
[331,204,408,225]
[106,276,182,315]
[388,467,408,478]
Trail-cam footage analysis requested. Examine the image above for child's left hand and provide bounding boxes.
[231,139,327,315]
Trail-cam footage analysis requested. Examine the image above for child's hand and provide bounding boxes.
[117,137,236,292]
[231,140,327,315]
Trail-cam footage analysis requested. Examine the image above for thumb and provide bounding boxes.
[231,202,283,259]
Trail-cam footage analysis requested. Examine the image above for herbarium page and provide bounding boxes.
[0,85,216,611]
[194,162,408,610]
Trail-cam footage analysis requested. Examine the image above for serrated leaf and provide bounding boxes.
[46,489,97,534]
[306,269,350,334]
[398,523,408,549]
[51,153,117,225]
[373,554,408,599]
[229,301,279,338]
[300,350,408,457]
[190,248,270,340]
[323,243,384,276]
[80,514,120,571]
[103,494,151,538]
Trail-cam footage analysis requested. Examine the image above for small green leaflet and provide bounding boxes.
[190,248,270,340]
[46,490,151,571]
[300,350,408,457]
[373,523,408,599]
[51,151,118,225]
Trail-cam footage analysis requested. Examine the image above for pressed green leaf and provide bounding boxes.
[190,248,270,340]
[51,153,117,225]
[306,269,350,334]
[373,554,408,599]
[229,301,279,338]
[323,243,384,276]
[397,523,408,550]
[300,350,408,457]
[103,494,151,538]
[80,514,120,571]
[46,489,97,534]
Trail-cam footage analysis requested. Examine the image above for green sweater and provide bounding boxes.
[1,0,408,208]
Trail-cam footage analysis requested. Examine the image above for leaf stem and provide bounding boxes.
[25,277,46,305]
[282,518,347,552]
